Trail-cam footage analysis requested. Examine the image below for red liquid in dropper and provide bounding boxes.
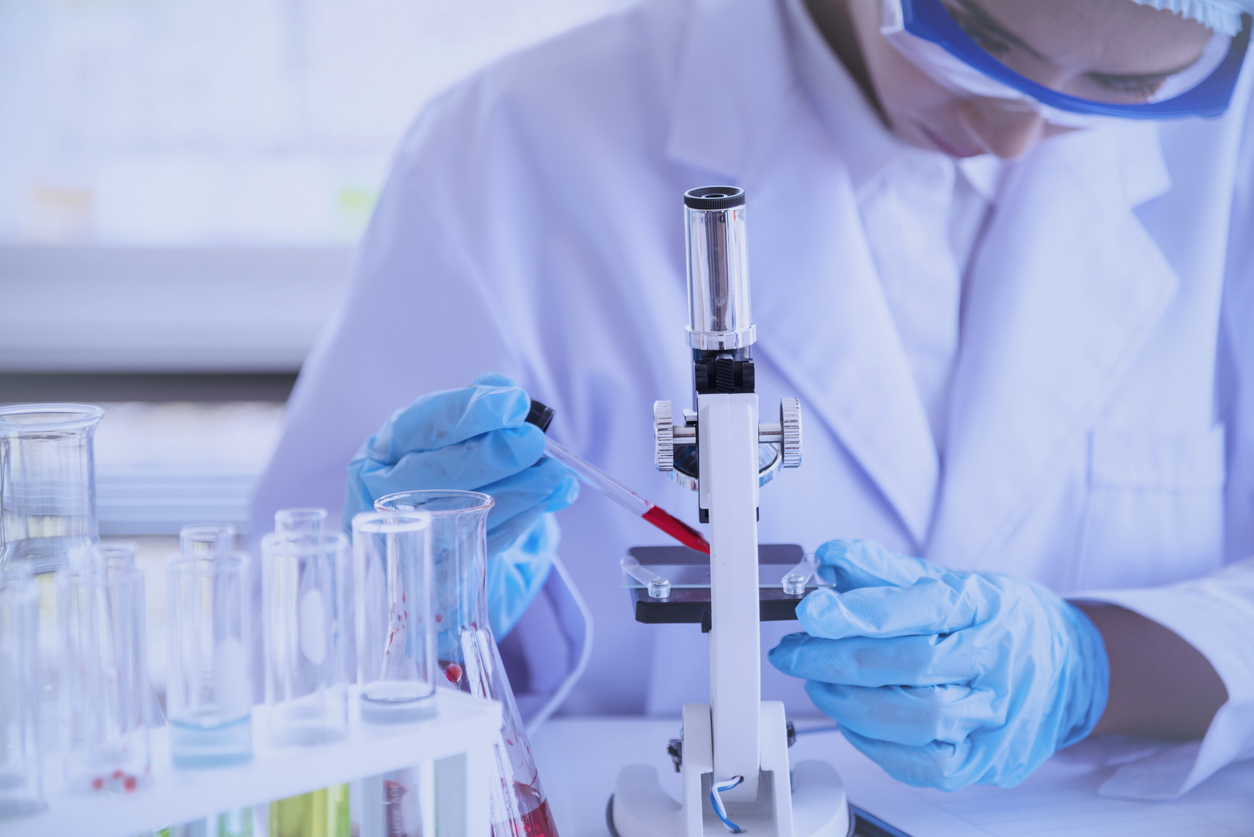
[642,505,710,553]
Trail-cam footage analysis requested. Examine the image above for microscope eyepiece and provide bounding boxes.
[683,186,754,351]
[683,186,746,210]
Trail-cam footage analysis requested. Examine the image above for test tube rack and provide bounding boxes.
[4,689,502,837]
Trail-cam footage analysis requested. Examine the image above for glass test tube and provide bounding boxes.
[180,524,238,559]
[267,508,350,836]
[352,511,436,724]
[267,784,350,837]
[274,509,328,536]
[0,566,44,816]
[261,532,350,746]
[103,541,138,567]
[166,552,253,767]
[62,561,153,793]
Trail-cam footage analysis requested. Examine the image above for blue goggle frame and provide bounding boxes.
[902,0,1251,118]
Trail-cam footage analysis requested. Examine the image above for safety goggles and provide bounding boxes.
[881,0,1251,119]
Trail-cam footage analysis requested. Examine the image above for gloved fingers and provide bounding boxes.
[471,371,518,388]
[479,458,577,530]
[486,505,547,558]
[540,470,580,512]
[769,631,997,687]
[484,468,577,556]
[803,681,998,746]
[795,577,986,641]
[838,729,981,793]
[360,426,546,499]
[367,374,530,462]
[486,513,559,637]
[814,540,946,591]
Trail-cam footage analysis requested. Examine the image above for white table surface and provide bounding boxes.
[531,718,1254,837]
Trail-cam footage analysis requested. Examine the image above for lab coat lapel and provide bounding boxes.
[666,0,939,546]
[748,122,940,548]
[929,124,1177,569]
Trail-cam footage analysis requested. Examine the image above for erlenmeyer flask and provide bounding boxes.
[376,490,560,837]
[0,404,106,765]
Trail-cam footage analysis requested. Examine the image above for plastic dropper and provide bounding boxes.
[526,399,710,554]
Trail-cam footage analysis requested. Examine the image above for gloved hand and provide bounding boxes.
[345,372,579,637]
[769,539,1109,791]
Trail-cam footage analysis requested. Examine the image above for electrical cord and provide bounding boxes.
[709,775,745,833]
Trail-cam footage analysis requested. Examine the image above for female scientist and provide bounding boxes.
[254,0,1254,799]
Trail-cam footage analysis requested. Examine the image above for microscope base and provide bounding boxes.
[609,703,850,837]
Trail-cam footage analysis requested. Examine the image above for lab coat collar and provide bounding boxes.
[780,0,902,194]
[928,122,1176,569]
[782,0,1002,205]
[667,0,941,546]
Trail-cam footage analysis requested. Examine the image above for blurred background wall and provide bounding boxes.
[0,0,626,540]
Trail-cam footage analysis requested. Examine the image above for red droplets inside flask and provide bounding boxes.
[642,505,710,553]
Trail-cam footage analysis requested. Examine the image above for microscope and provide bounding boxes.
[608,187,850,836]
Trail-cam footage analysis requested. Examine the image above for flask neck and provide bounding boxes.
[437,513,492,632]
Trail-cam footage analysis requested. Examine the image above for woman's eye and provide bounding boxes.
[952,14,1012,58]
[1089,73,1167,101]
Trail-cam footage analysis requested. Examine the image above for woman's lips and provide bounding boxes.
[919,123,983,158]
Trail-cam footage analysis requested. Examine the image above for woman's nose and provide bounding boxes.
[960,99,1046,159]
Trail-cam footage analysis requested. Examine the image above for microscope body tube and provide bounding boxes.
[685,191,756,351]
[684,187,762,802]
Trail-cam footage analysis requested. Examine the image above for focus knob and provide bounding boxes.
[780,397,802,468]
[654,400,674,471]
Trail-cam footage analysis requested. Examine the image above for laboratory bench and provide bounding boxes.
[530,717,1254,837]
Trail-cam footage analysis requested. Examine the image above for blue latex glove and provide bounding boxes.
[769,540,1109,791]
[345,372,579,637]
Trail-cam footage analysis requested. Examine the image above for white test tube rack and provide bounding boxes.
[5,690,501,837]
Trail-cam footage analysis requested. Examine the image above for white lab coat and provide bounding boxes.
[252,0,1254,800]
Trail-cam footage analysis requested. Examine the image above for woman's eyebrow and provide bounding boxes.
[951,0,1047,61]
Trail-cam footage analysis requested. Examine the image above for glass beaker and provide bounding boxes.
[0,566,44,816]
[0,404,106,760]
[375,491,560,837]
[352,511,436,724]
[261,532,349,746]
[166,552,253,767]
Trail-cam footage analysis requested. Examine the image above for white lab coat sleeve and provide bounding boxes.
[1065,85,1254,801]
[248,142,529,542]
[1072,558,1254,800]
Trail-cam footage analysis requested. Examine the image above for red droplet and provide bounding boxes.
[403,593,407,603]
[124,776,137,792]
[112,769,124,779]
[92,777,104,790]
[444,663,462,682]
[435,614,443,623]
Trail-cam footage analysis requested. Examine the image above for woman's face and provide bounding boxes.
[847,0,1213,158]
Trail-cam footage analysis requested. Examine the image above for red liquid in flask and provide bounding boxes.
[642,505,710,554]
[491,793,559,837]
